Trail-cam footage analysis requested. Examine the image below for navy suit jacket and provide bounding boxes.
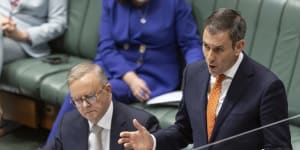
[154,54,292,150]
[40,101,160,150]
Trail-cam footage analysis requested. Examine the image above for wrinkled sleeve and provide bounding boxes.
[260,80,292,149]
[27,0,67,46]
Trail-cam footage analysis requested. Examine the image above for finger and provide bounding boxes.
[117,137,130,144]
[133,119,146,132]
[139,84,151,99]
[120,131,132,138]
[141,84,151,95]
[123,143,133,149]
[133,90,144,102]
[7,23,16,32]
[9,20,16,26]
[2,24,10,31]
[136,94,145,102]
[6,25,14,32]
[139,90,150,101]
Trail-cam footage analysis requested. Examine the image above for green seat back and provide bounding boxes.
[51,0,101,59]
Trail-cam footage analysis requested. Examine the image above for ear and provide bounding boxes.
[105,82,112,92]
[104,82,112,93]
[104,82,113,99]
[234,39,245,55]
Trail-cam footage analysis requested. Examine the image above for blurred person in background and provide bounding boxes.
[0,0,67,136]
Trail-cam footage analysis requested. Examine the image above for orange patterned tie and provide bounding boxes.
[206,74,226,141]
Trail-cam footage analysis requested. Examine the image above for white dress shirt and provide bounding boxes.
[209,53,244,116]
[88,101,113,150]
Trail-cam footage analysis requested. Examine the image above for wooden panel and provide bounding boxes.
[40,104,59,130]
[0,91,38,128]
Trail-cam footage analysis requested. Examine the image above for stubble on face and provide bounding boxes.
[202,29,242,76]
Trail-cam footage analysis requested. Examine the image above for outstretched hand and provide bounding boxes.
[118,119,154,150]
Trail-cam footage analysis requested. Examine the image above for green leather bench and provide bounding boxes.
[0,0,300,148]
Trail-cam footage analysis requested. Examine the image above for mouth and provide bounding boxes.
[208,64,216,69]
[85,110,96,115]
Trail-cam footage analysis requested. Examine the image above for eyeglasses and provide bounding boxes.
[70,84,106,107]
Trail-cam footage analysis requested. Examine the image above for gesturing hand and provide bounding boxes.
[118,119,154,150]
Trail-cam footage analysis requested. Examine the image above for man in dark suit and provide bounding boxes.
[39,62,159,150]
[118,8,292,150]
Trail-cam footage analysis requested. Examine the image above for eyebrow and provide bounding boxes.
[72,93,95,100]
[203,42,224,49]
[214,45,224,49]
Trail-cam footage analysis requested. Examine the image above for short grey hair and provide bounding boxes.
[67,62,108,86]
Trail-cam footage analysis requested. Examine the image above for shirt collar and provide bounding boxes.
[223,52,244,79]
[210,52,244,82]
[88,101,113,131]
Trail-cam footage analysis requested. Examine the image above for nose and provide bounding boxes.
[206,50,215,63]
[82,100,90,107]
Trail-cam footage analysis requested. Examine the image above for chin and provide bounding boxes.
[85,113,96,120]
[208,70,216,76]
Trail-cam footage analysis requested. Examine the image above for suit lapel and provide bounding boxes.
[110,101,127,150]
[73,115,89,150]
[187,62,210,144]
[199,69,210,143]
[211,55,253,141]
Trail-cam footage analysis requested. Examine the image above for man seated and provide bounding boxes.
[39,62,160,150]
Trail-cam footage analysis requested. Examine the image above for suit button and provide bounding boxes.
[123,43,129,50]
[139,44,146,53]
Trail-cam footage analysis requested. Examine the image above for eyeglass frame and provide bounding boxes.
[70,83,107,107]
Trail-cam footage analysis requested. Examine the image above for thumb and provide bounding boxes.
[133,119,145,132]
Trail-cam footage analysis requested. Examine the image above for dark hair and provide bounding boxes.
[204,8,247,47]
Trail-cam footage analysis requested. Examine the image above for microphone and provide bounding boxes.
[192,114,300,150]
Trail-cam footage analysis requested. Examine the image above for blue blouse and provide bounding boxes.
[94,0,203,102]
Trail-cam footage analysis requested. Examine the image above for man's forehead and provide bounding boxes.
[203,30,232,46]
[70,74,101,93]
[78,72,101,84]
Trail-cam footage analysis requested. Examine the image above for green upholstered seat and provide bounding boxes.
[39,57,92,105]
[132,103,177,128]
[1,55,77,99]
[39,71,69,106]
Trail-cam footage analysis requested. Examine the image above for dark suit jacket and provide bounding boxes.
[154,54,292,150]
[40,101,160,150]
